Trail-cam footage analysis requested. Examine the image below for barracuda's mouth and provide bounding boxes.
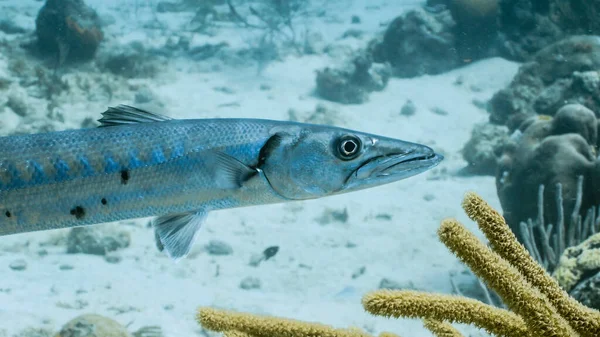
[343,148,444,190]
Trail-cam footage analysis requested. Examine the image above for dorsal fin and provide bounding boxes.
[98,105,173,127]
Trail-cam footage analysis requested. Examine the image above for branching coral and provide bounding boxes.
[197,192,600,337]
[461,192,600,336]
[197,307,375,337]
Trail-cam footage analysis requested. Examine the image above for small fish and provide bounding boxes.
[0,105,443,260]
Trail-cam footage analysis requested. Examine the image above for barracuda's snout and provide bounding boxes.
[342,138,443,192]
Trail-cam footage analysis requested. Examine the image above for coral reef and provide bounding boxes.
[449,0,499,61]
[516,175,600,273]
[554,232,600,292]
[488,35,600,128]
[370,8,459,78]
[495,0,564,61]
[548,1,600,37]
[35,0,104,64]
[315,54,390,104]
[570,271,600,311]
[197,193,600,337]
[495,104,599,250]
[461,122,509,175]
[497,0,600,61]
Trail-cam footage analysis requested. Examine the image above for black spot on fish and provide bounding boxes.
[5,210,11,218]
[101,198,107,205]
[120,169,130,184]
[70,206,85,219]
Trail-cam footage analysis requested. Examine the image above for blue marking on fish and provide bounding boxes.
[171,141,185,159]
[3,161,24,189]
[78,155,95,177]
[104,155,119,173]
[28,160,46,183]
[128,149,143,169]
[53,159,70,181]
[151,147,166,164]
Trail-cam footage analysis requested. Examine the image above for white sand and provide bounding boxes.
[0,0,520,336]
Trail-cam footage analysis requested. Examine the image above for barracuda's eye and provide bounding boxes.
[336,135,362,160]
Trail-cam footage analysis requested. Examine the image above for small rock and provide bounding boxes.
[249,253,264,267]
[104,254,122,264]
[239,276,261,290]
[378,278,404,290]
[9,259,27,271]
[454,75,464,85]
[80,117,98,128]
[0,77,11,90]
[259,84,271,91]
[6,93,28,117]
[430,106,449,116]
[57,314,129,337]
[351,266,366,279]
[303,31,326,54]
[316,208,349,225]
[263,246,279,260]
[375,213,392,221]
[400,100,417,116]
[469,84,482,92]
[134,86,155,104]
[346,241,357,248]
[0,15,28,34]
[472,98,487,109]
[213,86,235,94]
[341,29,364,39]
[205,240,233,255]
[423,194,435,201]
[351,15,361,24]
[66,226,131,256]
[59,264,74,270]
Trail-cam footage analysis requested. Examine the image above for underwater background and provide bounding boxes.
[1,0,599,336]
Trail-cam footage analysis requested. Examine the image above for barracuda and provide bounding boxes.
[0,105,443,259]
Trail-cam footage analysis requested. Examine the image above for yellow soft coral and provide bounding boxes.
[461,192,600,336]
[198,307,373,337]
[197,192,600,337]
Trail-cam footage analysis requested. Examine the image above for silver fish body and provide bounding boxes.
[0,105,443,259]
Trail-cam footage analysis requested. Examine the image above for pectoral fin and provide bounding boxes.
[153,209,208,260]
[206,151,257,189]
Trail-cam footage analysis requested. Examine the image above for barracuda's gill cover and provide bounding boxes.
[0,105,443,260]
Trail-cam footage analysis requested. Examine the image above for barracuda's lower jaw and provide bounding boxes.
[343,151,444,191]
[377,152,443,177]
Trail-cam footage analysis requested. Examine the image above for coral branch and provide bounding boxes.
[362,289,526,336]
[197,307,372,337]
[462,192,600,336]
[422,319,464,337]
